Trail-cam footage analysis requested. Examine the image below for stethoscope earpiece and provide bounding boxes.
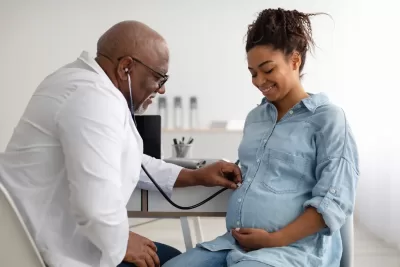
[124,68,129,73]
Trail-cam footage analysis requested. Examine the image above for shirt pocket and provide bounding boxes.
[262,149,309,194]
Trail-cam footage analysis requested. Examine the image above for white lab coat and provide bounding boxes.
[0,51,182,267]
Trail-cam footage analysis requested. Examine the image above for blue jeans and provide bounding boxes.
[163,246,272,267]
[117,242,181,267]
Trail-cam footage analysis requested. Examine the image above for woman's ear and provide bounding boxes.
[291,51,302,71]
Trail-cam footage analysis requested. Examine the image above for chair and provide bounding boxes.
[340,214,354,267]
[0,183,46,267]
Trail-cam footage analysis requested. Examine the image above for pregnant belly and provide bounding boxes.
[226,191,306,232]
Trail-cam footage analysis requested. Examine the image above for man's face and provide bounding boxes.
[134,92,157,115]
[142,93,156,109]
[129,41,169,113]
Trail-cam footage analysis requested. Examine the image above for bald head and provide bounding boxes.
[95,20,169,115]
[97,20,168,65]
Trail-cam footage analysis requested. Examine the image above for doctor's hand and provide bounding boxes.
[123,231,160,267]
[193,160,242,189]
[175,160,242,189]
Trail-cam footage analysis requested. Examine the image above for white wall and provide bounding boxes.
[1,0,348,150]
[341,2,400,250]
[1,0,399,250]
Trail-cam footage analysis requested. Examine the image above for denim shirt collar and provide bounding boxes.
[260,92,330,113]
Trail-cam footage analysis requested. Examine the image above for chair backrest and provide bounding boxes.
[0,183,46,267]
[340,214,354,267]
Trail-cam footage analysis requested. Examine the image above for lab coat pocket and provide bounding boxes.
[262,149,308,194]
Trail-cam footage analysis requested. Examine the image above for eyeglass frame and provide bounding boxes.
[117,56,169,89]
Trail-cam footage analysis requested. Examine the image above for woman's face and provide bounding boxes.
[247,45,300,102]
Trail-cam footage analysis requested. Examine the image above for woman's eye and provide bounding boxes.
[264,68,273,74]
[250,68,273,77]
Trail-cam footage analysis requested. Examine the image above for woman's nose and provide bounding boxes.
[255,75,266,88]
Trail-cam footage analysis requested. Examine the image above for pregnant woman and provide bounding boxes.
[164,7,359,267]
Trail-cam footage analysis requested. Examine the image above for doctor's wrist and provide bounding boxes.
[174,168,198,188]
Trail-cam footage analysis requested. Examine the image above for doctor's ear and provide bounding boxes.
[117,65,132,80]
[117,56,134,80]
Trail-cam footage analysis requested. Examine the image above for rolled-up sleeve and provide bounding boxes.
[137,154,183,197]
[56,87,129,266]
[303,107,360,235]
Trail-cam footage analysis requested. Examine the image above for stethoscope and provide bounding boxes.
[125,69,240,210]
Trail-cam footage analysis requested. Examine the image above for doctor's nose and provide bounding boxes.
[157,86,166,95]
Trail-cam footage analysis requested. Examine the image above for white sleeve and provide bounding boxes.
[137,154,183,197]
[56,87,129,267]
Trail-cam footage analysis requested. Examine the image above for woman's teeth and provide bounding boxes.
[263,84,275,93]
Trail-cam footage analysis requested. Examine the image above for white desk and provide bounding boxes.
[126,189,142,212]
[127,187,231,250]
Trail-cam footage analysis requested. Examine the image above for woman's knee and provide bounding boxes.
[153,242,182,265]
[162,247,227,267]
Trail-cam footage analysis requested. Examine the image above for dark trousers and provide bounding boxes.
[117,242,181,267]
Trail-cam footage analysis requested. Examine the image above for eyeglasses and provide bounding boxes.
[118,56,169,89]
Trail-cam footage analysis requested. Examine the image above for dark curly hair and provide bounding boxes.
[246,8,326,74]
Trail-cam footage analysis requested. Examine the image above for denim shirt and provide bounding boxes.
[199,93,360,267]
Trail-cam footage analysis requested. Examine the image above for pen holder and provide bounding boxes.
[171,144,193,158]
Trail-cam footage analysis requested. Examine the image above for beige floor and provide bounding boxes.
[130,217,400,267]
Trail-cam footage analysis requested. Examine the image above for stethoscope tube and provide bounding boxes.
[141,163,233,210]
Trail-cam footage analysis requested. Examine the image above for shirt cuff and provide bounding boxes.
[163,163,182,197]
[137,162,183,198]
[303,187,346,236]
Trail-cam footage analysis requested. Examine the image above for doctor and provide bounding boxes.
[0,21,241,267]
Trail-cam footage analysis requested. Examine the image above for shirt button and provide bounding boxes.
[247,178,252,182]
[236,221,240,226]
[330,188,336,194]
[289,110,294,114]
[257,159,260,163]
[263,139,267,143]
[238,198,242,202]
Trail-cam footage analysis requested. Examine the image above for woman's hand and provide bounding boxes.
[231,228,285,251]
[231,208,327,252]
